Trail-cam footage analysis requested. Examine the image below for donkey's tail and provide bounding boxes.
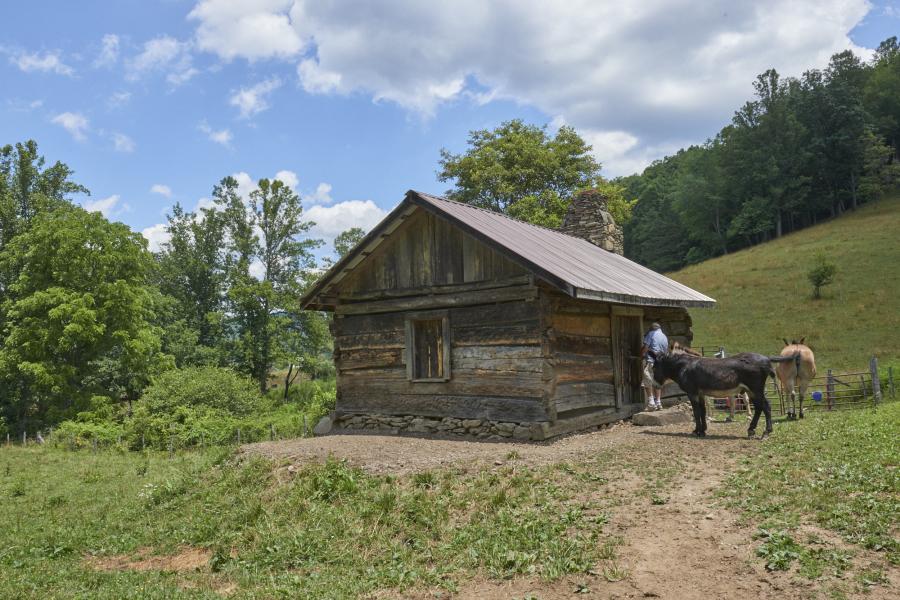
[769,352,800,364]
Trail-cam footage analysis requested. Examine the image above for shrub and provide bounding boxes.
[140,367,263,416]
[807,254,837,299]
[53,420,125,449]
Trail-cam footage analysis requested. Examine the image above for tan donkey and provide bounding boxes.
[777,338,817,419]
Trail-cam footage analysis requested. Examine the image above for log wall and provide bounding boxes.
[540,290,617,419]
[333,286,550,423]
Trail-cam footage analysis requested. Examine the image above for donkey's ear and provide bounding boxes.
[783,338,789,346]
[799,337,805,345]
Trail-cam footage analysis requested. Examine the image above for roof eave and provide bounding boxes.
[573,287,716,308]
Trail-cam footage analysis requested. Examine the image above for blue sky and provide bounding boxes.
[1,1,897,256]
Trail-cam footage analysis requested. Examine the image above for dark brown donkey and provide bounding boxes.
[652,351,797,438]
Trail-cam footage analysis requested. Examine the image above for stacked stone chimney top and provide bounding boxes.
[559,189,624,255]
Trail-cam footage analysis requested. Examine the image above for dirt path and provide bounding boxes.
[245,417,897,599]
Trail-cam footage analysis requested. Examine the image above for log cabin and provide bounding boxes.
[301,190,715,440]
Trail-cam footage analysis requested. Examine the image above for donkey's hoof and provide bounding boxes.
[799,410,805,419]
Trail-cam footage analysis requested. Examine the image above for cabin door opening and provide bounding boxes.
[612,314,643,407]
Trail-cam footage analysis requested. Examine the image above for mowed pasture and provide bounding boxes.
[1,402,897,599]
[671,195,900,374]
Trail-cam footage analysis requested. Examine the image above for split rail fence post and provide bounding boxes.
[869,356,882,406]
[826,370,835,410]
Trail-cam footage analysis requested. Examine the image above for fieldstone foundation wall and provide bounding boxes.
[335,414,550,441]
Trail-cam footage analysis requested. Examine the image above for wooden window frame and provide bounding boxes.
[405,310,451,382]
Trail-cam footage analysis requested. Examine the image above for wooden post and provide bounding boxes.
[826,370,834,410]
[5,433,9,446]
[92,438,98,453]
[860,375,868,404]
[168,437,174,458]
[141,433,145,451]
[303,416,308,437]
[22,431,26,446]
[270,424,276,441]
[869,356,882,405]
[889,366,895,399]
[236,428,241,445]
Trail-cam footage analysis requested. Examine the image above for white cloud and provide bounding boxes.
[84,194,123,217]
[107,90,132,108]
[274,169,298,189]
[151,184,173,198]
[141,223,170,252]
[307,182,333,204]
[230,77,282,118]
[94,34,120,68]
[51,112,89,141]
[199,120,233,147]
[10,50,73,75]
[305,200,387,242]
[188,0,303,61]
[189,0,872,175]
[111,132,135,153]
[127,35,197,86]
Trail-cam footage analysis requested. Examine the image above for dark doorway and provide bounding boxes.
[612,314,643,406]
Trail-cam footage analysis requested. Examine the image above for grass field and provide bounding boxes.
[1,402,897,598]
[670,195,900,374]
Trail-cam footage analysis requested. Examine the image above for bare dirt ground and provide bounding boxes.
[244,415,897,600]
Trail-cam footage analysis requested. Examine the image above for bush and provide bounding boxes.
[140,367,263,416]
[54,420,125,449]
[807,254,837,299]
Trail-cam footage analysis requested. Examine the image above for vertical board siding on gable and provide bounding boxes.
[542,290,617,415]
[333,298,548,421]
[339,209,526,296]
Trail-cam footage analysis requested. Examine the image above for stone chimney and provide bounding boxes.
[559,189,624,255]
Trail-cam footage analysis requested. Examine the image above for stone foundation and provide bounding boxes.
[335,413,550,441]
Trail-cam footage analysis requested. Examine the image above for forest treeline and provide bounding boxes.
[622,38,900,272]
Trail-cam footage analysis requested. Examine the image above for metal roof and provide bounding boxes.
[301,190,716,309]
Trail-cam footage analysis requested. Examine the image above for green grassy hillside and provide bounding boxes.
[670,195,900,374]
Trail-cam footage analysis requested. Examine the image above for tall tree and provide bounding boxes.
[0,205,168,429]
[438,119,601,227]
[155,203,228,365]
[214,176,321,392]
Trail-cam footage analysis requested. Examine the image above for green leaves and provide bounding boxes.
[438,119,602,228]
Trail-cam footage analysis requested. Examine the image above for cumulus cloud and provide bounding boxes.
[307,182,333,204]
[188,0,303,61]
[151,184,173,198]
[84,194,127,218]
[141,223,170,252]
[51,112,89,141]
[9,50,74,75]
[305,200,387,242]
[127,35,198,85]
[190,0,872,175]
[229,77,282,118]
[274,169,298,189]
[93,34,120,68]
[111,132,135,153]
[199,120,233,147]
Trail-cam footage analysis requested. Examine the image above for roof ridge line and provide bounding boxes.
[411,189,591,242]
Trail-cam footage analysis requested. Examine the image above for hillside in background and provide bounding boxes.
[670,195,900,374]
